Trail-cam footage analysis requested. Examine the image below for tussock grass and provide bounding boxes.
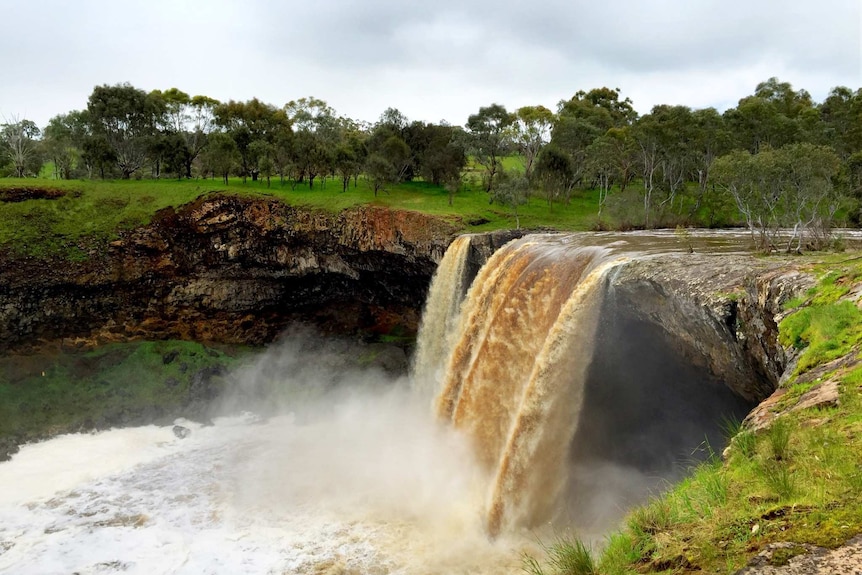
[760,460,796,501]
[523,536,598,575]
[767,417,794,462]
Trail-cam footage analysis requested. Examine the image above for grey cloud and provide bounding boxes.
[1,0,860,127]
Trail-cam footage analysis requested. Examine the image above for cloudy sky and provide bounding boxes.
[1,0,860,128]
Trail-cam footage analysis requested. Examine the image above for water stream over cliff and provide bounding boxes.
[0,232,765,574]
[415,234,754,536]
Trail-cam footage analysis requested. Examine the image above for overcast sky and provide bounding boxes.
[1,0,860,128]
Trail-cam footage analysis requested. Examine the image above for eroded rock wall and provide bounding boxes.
[0,195,459,351]
[607,254,815,403]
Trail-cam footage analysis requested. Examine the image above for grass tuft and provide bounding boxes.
[767,417,793,462]
[523,537,598,575]
[760,460,797,501]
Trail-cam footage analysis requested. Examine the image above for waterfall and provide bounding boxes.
[411,235,473,395]
[417,235,626,536]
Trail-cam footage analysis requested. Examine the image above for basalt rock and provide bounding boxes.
[0,195,460,351]
[606,254,815,403]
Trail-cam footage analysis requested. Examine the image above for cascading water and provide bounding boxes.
[411,235,473,396]
[417,235,626,535]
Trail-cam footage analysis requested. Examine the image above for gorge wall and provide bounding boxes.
[0,195,465,352]
[0,195,813,400]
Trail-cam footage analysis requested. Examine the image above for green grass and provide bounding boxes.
[0,340,244,442]
[523,536,599,575]
[0,175,607,259]
[778,261,862,375]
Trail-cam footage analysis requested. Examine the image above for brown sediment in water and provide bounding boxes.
[431,237,620,535]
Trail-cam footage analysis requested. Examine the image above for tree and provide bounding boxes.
[87,83,162,178]
[547,89,633,201]
[711,144,841,252]
[723,80,812,154]
[418,124,466,187]
[631,113,662,227]
[465,104,514,193]
[284,97,335,132]
[819,86,862,159]
[777,143,842,251]
[215,98,290,182]
[534,144,576,207]
[82,135,116,180]
[559,87,638,128]
[43,112,87,179]
[365,153,396,196]
[152,89,220,177]
[585,135,619,217]
[493,169,530,228]
[689,108,730,215]
[513,105,554,177]
[1,117,42,177]
[201,132,238,184]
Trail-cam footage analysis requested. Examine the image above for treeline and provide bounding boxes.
[2,78,862,248]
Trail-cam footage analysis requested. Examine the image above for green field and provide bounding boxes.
[0,175,605,259]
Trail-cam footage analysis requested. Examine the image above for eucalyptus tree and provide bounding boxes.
[201,132,239,184]
[688,108,730,213]
[465,103,514,194]
[547,88,635,201]
[417,123,466,187]
[365,153,396,196]
[366,108,414,183]
[649,105,697,217]
[43,111,89,179]
[151,88,220,177]
[584,135,619,217]
[215,98,290,182]
[630,113,662,227]
[1,117,42,177]
[534,144,575,207]
[711,144,841,251]
[819,86,862,159]
[493,169,530,229]
[283,97,339,187]
[87,83,163,178]
[512,105,554,177]
[723,78,814,154]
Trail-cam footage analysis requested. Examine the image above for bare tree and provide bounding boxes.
[1,116,41,177]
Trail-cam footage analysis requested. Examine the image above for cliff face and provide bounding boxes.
[607,254,815,403]
[0,195,459,351]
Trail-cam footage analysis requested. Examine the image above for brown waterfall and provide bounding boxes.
[419,235,624,536]
[412,235,473,395]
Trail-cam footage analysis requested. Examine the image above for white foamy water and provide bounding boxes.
[0,394,534,575]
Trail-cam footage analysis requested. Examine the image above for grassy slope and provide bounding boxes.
[0,176,604,259]
[527,255,862,575]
